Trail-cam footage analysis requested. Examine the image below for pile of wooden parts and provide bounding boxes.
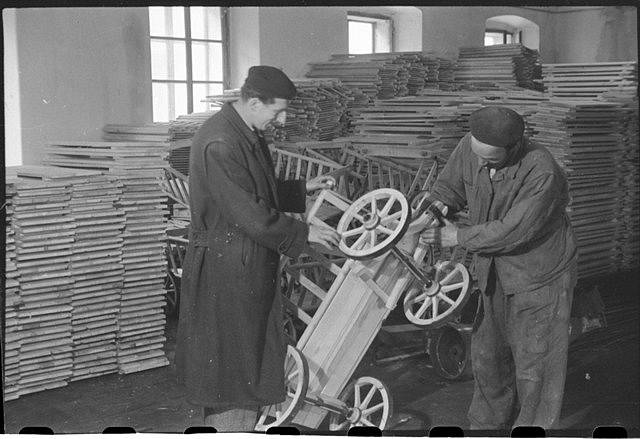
[3,165,170,402]
[529,100,626,279]
[542,61,638,99]
[455,44,543,91]
[169,112,218,175]
[102,123,171,143]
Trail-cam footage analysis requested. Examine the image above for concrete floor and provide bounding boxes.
[3,273,639,435]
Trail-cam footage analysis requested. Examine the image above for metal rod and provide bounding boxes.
[390,246,432,288]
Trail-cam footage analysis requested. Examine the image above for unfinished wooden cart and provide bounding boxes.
[256,187,472,431]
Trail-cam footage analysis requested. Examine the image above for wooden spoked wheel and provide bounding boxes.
[329,376,393,431]
[337,188,410,260]
[255,345,308,431]
[403,261,471,327]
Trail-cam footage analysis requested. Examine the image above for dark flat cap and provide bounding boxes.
[469,106,524,148]
[244,65,297,100]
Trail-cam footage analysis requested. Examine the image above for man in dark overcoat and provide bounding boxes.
[175,66,340,431]
[421,107,578,430]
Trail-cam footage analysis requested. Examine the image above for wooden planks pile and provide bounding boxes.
[4,169,75,399]
[168,111,217,175]
[542,62,638,99]
[103,123,171,143]
[455,44,543,91]
[43,141,169,172]
[114,171,170,374]
[306,57,407,101]
[4,181,20,401]
[529,100,625,279]
[66,172,125,382]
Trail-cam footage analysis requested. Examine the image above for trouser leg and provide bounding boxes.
[204,406,259,432]
[510,267,576,429]
[467,271,517,430]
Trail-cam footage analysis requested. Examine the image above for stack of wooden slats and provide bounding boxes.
[455,44,543,91]
[168,112,217,175]
[103,123,171,143]
[4,180,20,401]
[306,57,406,100]
[529,100,625,279]
[114,171,169,374]
[67,172,125,382]
[542,62,638,99]
[43,141,169,172]
[5,168,75,398]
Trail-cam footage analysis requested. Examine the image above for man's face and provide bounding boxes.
[470,135,510,170]
[251,98,288,131]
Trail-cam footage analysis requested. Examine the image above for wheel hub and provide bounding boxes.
[362,213,380,230]
[347,407,362,423]
[423,281,440,297]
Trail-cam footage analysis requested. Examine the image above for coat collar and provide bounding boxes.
[220,102,260,147]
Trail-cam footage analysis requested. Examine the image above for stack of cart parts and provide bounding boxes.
[114,171,169,374]
[342,135,446,160]
[455,44,543,91]
[170,111,219,140]
[273,139,351,164]
[102,123,171,143]
[529,100,626,280]
[307,57,405,101]
[43,141,169,173]
[542,61,638,99]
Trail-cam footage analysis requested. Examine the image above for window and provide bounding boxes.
[348,13,392,54]
[484,29,514,46]
[149,7,228,122]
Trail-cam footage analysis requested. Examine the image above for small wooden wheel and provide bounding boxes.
[403,261,471,327]
[255,345,308,431]
[337,188,410,260]
[329,376,393,431]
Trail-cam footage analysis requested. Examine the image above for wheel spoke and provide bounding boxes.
[380,210,403,224]
[361,385,377,408]
[361,418,376,427]
[363,402,385,416]
[407,291,427,305]
[354,384,361,407]
[353,213,365,223]
[432,296,439,317]
[441,281,466,293]
[437,292,456,306]
[342,226,366,238]
[440,266,460,284]
[380,196,396,216]
[415,296,432,318]
[369,230,376,247]
[376,225,396,236]
[370,197,377,216]
[351,231,369,250]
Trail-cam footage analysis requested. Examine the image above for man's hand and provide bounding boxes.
[420,218,459,247]
[306,175,336,193]
[308,223,341,250]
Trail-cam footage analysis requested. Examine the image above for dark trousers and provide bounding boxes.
[467,265,576,430]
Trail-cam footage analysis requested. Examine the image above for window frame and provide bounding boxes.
[485,28,514,45]
[347,12,393,54]
[149,6,229,120]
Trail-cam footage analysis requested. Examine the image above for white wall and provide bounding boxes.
[12,8,152,165]
[228,7,261,89]
[3,9,22,166]
[552,6,638,63]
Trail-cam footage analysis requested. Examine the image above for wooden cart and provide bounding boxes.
[256,187,472,431]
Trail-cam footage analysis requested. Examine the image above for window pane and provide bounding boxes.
[149,7,185,38]
[349,21,373,54]
[151,39,187,80]
[484,32,504,46]
[192,41,223,82]
[193,83,224,113]
[190,7,222,40]
[505,33,513,44]
[153,82,188,122]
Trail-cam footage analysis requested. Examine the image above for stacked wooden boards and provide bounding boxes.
[455,44,543,91]
[103,123,171,143]
[529,100,625,279]
[168,112,217,175]
[4,181,20,401]
[542,62,638,99]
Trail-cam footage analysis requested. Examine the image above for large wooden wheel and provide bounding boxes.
[255,345,308,431]
[329,376,393,431]
[337,188,410,260]
[403,261,471,327]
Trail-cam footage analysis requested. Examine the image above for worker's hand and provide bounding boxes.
[420,218,459,248]
[306,175,336,193]
[308,223,341,250]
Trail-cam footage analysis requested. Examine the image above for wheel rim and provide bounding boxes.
[403,262,470,327]
[337,188,410,260]
[329,376,393,431]
[255,345,308,431]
